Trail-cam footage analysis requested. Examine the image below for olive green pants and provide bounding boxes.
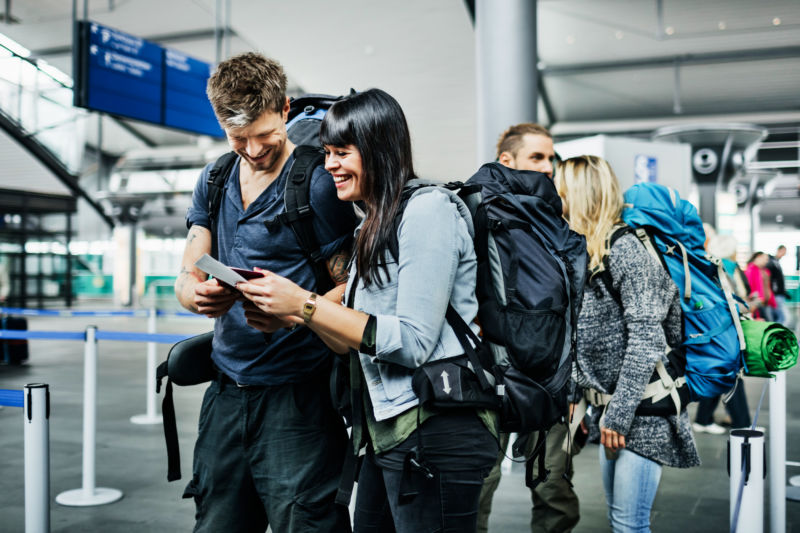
[477,423,580,533]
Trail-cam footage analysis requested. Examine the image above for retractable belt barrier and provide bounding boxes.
[0,308,207,509]
[0,306,201,318]
[1,306,206,425]
[0,385,51,533]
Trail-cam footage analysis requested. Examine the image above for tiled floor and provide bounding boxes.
[1,309,798,532]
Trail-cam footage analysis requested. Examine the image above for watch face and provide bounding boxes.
[303,294,318,322]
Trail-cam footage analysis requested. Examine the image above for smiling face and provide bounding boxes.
[225,101,290,173]
[324,144,364,202]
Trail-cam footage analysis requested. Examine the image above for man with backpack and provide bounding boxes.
[174,52,357,532]
[477,123,582,533]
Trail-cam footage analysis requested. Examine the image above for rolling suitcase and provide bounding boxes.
[1,315,29,365]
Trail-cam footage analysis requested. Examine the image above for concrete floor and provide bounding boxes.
[1,308,799,532]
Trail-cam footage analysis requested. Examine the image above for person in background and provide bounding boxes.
[477,123,583,533]
[239,88,498,532]
[556,155,699,533]
[0,259,9,303]
[767,245,790,326]
[692,234,752,434]
[745,252,776,321]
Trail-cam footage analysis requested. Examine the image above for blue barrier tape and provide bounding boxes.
[0,389,24,408]
[0,330,85,341]
[0,307,61,316]
[68,310,150,318]
[1,307,206,319]
[0,307,149,318]
[94,331,193,344]
[156,310,203,318]
[0,329,192,343]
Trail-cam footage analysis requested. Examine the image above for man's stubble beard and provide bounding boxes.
[242,135,287,173]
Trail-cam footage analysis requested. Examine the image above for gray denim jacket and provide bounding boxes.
[345,182,480,421]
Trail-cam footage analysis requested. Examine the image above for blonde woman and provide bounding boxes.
[556,156,699,533]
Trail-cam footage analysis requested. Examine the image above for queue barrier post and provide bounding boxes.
[55,326,123,507]
[23,384,50,533]
[768,371,786,532]
[729,429,765,533]
[130,308,162,425]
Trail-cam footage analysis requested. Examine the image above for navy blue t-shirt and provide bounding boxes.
[186,153,358,385]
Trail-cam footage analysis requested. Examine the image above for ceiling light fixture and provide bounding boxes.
[773,17,782,26]
[665,26,675,35]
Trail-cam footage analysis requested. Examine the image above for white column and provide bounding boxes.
[131,308,162,424]
[24,383,50,533]
[56,326,123,506]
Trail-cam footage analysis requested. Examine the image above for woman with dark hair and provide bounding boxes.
[238,88,498,532]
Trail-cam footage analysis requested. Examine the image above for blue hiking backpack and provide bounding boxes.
[619,183,747,400]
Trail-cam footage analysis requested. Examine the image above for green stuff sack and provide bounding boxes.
[742,320,799,378]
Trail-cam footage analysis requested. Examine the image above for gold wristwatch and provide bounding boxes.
[302,293,319,323]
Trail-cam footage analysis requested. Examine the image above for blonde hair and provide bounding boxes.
[555,155,624,271]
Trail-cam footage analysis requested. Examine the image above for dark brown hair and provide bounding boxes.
[206,52,287,129]
[496,123,551,159]
[320,89,416,286]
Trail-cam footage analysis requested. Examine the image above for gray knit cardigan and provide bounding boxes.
[574,232,700,468]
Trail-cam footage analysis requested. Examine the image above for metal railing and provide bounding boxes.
[0,42,88,174]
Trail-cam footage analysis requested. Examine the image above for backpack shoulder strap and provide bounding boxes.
[206,152,238,259]
[264,145,332,293]
[386,184,431,263]
[596,225,633,306]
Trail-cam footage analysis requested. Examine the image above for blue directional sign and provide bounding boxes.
[163,49,223,137]
[74,21,224,138]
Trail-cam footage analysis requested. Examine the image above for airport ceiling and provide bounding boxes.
[2,0,799,183]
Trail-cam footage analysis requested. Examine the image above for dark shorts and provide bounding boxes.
[184,371,351,533]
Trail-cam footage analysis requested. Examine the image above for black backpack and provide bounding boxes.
[465,163,588,434]
[157,94,344,482]
[388,164,588,488]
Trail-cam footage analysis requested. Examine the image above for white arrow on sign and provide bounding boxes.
[441,370,451,395]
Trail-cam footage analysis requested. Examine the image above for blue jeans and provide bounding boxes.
[598,447,662,533]
[774,295,788,326]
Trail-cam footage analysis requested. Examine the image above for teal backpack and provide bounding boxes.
[620,183,747,400]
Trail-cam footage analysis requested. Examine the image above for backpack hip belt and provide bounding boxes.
[584,358,687,416]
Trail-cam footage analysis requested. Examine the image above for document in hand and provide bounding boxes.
[194,254,264,290]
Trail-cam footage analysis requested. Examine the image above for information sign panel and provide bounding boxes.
[74,21,223,138]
